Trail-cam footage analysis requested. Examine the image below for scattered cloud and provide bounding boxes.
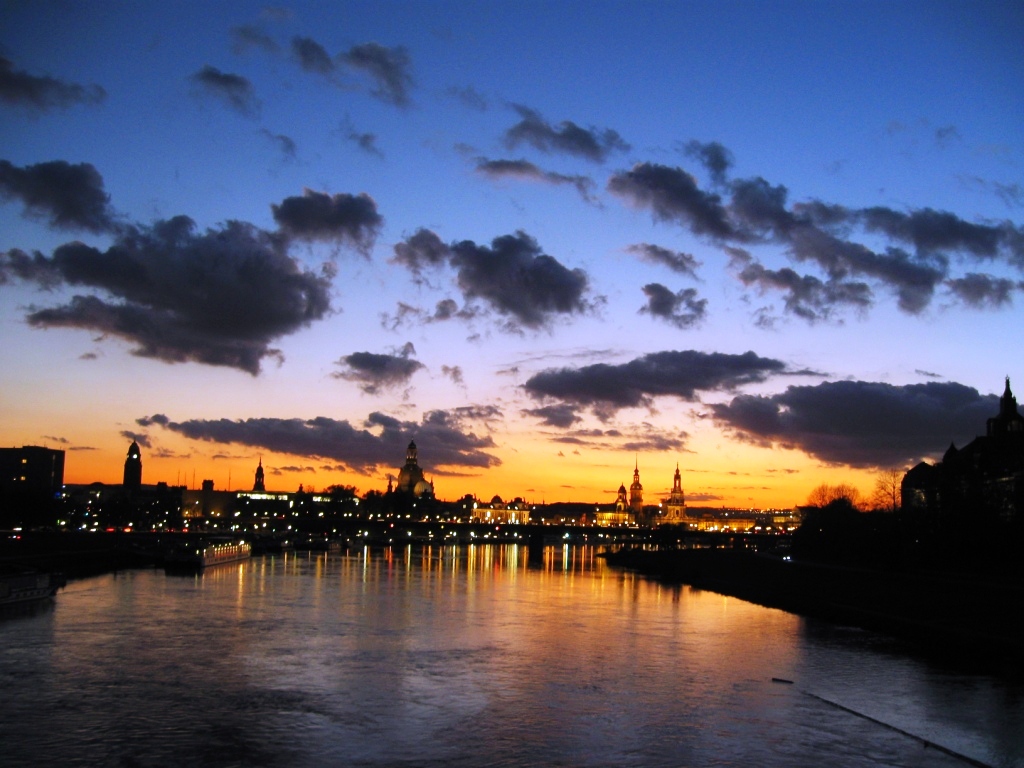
[504,105,629,163]
[189,65,259,117]
[140,409,501,473]
[332,342,425,395]
[447,85,488,111]
[271,188,382,251]
[339,42,413,106]
[231,25,279,55]
[0,160,118,234]
[524,349,800,416]
[291,36,334,76]
[710,380,999,468]
[682,139,734,185]
[521,403,582,428]
[639,283,707,329]
[608,154,1024,320]
[0,55,106,111]
[626,243,701,279]
[391,229,594,330]
[260,130,297,162]
[2,215,332,374]
[475,158,597,203]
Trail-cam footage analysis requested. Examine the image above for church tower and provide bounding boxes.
[629,459,643,515]
[123,440,142,488]
[253,457,266,492]
[987,377,1024,437]
[664,463,687,523]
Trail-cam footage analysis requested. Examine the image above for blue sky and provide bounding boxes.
[2,0,1022,507]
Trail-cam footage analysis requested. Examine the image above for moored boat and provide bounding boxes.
[164,540,251,571]
[0,568,65,606]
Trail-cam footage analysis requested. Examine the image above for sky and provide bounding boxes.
[2,0,1023,510]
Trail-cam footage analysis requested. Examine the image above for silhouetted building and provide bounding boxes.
[123,440,142,488]
[903,377,1024,524]
[393,440,434,498]
[253,458,266,492]
[629,460,643,515]
[0,445,65,527]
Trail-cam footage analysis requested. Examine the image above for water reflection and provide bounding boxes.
[1,545,1020,768]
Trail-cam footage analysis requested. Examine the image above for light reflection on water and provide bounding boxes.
[1,544,1021,767]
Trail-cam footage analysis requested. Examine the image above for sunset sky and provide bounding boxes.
[2,1,1023,509]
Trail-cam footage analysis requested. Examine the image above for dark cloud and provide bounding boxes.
[682,140,734,185]
[291,36,334,75]
[390,228,451,278]
[608,162,734,239]
[392,229,593,330]
[729,248,872,322]
[339,42,413,106]
[946,273,1019,308]
[261,130,297,161]
[475,157,596,202]
[504,105,629,163]
[609,150,1024,319]
[7,216,331,374]
[142,409,500,472]
[0,56,106,110]
[333,342,425,395]
[710,380,999,468]
[524,349,795,414]
[441,365,464,386]
[271,189,381,250]
[626,243,701,279]
[189,65,259,117]
[447,85,488,111]
[639,284,707,329]
[0,160,117,233]
[231,25,279,54]
[449,231,592,330]
[120,430,151,448]
[347,130,383,158]
[521,403,582,428]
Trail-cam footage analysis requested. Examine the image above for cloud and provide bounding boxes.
[189,65,259,117]
[332,342,425,395]
[441,365,464,386]
[261,130,297,161]
[523,349,796,415]
[626,243,700,279]
[231,25,279,55]
[946,273,1019,308]
[447,85,488,111]
[0,160,117,234]
[0,56,106,111]
[449,231,593,330]
[521,403,582,428]
[639,284,707,329]
[142,409,501,473]
[5,216,332,374]
[392,229,593,330]
[475,158,597,203]
[339,42,413,106]
[729,248,872,322]
[346,130,383,158]
[271,188,382,250]
[291,36,334,75]
[608,162,734,238]
[504,105,629,163]
[609,152,1024,319]
[682,140,734,185]
[710,380,1000,468]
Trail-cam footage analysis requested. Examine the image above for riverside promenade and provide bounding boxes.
[603,547,1024,678]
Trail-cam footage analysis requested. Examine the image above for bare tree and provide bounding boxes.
[870,468,903,513]
[807,482,862,509]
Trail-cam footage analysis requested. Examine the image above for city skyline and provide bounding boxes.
[2,1,1023,508]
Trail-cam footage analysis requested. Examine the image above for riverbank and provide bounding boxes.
[603,547,1024,678]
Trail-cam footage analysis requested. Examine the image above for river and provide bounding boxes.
[1,544,1021,767]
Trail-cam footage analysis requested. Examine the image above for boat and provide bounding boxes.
[0,568,65,606]
[164,539,251,571]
